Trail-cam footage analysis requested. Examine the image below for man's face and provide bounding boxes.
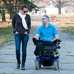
[22,7,28,15]
[42,17,49,25]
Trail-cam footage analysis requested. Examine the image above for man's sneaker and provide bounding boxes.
[21,66,25,70]
[16,64,20,69]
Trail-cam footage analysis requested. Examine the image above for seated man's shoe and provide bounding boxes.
[16,64,20,69]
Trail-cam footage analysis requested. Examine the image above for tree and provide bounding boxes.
[31,0,74,14]
[50,0,74,14]
[0,0,6,21]
[0,0,14,21]
[0,0,38,21]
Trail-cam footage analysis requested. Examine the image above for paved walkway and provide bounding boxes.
[0,33,74,74]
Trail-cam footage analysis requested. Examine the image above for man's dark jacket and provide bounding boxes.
[12,14,31,34]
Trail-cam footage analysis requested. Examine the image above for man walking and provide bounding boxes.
[12,5,31,70]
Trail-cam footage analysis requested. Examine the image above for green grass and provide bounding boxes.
[0,26,35,46]
[0,26,73,46]
[0,26,12,46]
[61,26,74,35]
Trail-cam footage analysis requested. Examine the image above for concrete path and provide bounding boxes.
[0,33,74,74]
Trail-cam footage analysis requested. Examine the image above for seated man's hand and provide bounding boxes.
[32,37,38,45]
[33,34,39,40]
[53,39,61,44]
[33,36,38,40]
[32,34,40,45]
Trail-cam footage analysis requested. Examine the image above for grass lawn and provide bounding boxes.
[0,26,12,46]
[61,26,74,35]
[0,26,36,46]
[0,25,74,46]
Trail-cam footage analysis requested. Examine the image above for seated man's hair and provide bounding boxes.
[42,15,50,20]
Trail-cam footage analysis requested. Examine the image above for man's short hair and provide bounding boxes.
[19,5,28,10]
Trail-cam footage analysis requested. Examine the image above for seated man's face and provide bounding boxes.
[42,17,49,25]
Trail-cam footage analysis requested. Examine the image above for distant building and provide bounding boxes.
[45,4,58,15]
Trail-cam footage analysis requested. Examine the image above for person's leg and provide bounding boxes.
[15,34,21,69]
[21,34,29,70]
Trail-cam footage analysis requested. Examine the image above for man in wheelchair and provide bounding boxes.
[33,15,61,57]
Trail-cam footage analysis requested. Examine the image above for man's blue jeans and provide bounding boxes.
[14,33,29,66]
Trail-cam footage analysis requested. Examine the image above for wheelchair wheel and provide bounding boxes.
[54,59,60,70]
[35,58,41,70]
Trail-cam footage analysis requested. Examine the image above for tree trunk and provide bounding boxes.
[9,10,14,19]
[58,6,61,14]
[58,0,61,14]
[2,9,6,22]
